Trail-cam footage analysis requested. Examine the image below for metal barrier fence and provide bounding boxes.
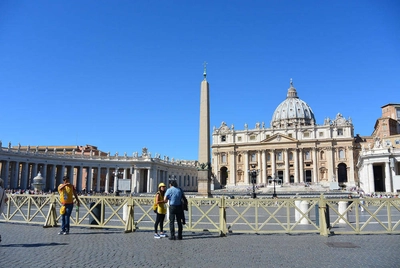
[1,194,399,236]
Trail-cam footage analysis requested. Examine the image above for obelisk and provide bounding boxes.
[197,62,211,196]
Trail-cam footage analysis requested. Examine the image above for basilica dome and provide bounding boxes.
[271,80,316,128]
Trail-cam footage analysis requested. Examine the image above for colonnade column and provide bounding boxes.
[87,167,93,192]
[2,161,10,188]
[313,148,318,183]
[96,168,101,192]
[384,162,393,192]
[105,168,110,193]
[368,163,374,193]
[21,162,29,189]
[49,164,56,191]
[147,168,151,193]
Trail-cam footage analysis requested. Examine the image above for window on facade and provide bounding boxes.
[238,154,242,162]
[289,152,293,160]
[339,149,345,159]
[304,132,310,138]
[337,129,343,136]
[396,139,400,145]
[221,135,226,142]
[250,153,256,162]
[397,108,400,119]
[221,154,227,163]
[238,136,242,141]
[277,151,283,161]
[305,150,311,160]
[250,135,256,141]
[267,153,270,161]
[319,132,324,137]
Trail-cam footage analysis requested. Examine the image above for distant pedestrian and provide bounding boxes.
[164,180,184,240]
[0,178,9,243]
[153,182,168,239]
[348,194,353,212]
[58,176,80,235]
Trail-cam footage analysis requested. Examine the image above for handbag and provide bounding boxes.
[60,205,66,215]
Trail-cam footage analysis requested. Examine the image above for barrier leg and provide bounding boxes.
[43,194,58,228]
[219,197,227,237]
[124,198,136,233]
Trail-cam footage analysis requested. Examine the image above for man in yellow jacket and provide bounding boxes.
[58,176,80,235]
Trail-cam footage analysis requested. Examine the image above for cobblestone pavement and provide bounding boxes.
[1,222,399,268]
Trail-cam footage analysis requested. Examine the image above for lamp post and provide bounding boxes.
[248,164,259,199]
[272,174,277,198]
[113,167,123,196]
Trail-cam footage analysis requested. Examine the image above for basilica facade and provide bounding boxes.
[211,81,357,189]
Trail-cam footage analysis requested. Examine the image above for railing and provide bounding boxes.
[1,194,399,236]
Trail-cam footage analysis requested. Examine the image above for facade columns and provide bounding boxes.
[262,150,267,185]
[284,149,289,184]
[271,149,276,177]
[244,151,249,184]
[348,146,356,185]
[299,149,304,182]
[313,148,318,183]
[294,149,299,183]
[327,147,334,181]
[229,151,236,186]
[257,150,262,184]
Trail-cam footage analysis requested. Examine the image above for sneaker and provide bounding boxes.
[154,234,161,239]
[58,231,67,235]
[159,232,167,238]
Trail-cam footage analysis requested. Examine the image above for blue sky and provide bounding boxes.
[1,0,399,160]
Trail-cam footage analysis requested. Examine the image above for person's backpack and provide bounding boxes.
[153,191,159,213]
[181,189,188,211]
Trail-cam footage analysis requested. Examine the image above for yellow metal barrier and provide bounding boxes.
[1,194,399,236]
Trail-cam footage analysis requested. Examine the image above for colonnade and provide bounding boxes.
[0,149,198,193]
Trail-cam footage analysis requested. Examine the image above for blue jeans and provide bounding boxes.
[169,205,183,238]
[61,204,74,232]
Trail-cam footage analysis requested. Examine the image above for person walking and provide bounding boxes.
[0,178,9,243]
[164,180,184,240]
[58,176,80,235]
[154,182,168,238]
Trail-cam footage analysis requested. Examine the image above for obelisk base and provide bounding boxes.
[197,170,212,197]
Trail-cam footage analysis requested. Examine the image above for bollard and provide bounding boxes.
[300,200,310,224]
[338,201,348,223]
[123,203,128,221]
[295,200,302,222]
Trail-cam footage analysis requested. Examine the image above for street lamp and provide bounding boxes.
[113,167,123,196]
[272,174,278,198]
[248,164,259,199]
